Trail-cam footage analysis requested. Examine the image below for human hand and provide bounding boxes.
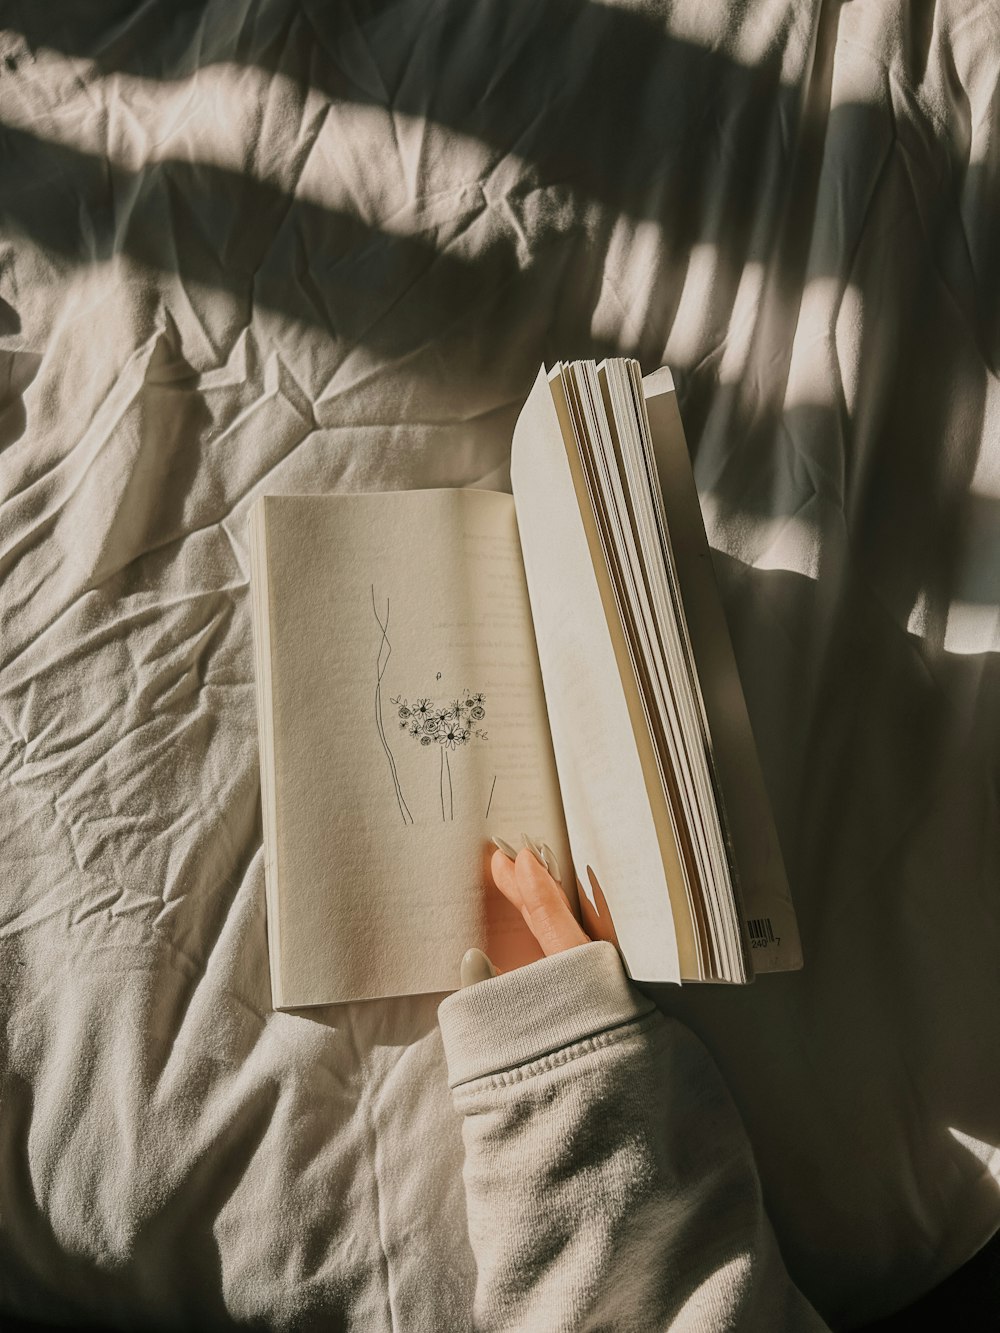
[460,833,592,987]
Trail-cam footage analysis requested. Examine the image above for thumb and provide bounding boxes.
[460,947,498,987]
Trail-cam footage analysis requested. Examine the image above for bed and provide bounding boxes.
[1,1,998,1327]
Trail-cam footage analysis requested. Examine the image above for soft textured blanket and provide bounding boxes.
[1,1,998,1328]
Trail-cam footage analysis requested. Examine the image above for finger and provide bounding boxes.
[520,834,575,913]
[490,848,524,910]
[538,846,577,915]
[514,849,591,956]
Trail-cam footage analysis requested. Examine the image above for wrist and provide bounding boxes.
[437,940,656,1088]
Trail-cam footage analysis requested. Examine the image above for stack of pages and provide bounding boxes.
[249,361,801,1007]
[549,360,748,984]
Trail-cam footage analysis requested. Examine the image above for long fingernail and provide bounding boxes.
[520,832,544,862]
[461,947,498,987]
[539,842,561,883]
[491,834,518,859]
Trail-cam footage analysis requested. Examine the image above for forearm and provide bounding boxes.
[438,942,826,1332]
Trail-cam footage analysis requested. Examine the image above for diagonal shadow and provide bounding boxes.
[5,0,804,233]
[4,0,994,356]
[0,0,849,395]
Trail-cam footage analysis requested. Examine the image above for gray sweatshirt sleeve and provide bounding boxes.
[436,940,827,1332]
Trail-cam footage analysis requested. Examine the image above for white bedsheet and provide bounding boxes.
[1,1,998,1327]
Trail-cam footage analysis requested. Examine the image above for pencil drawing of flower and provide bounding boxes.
[389,686,488,820]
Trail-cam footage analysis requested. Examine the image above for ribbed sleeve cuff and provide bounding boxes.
[436,941,656,1088]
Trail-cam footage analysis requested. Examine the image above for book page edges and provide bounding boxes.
[546,371,701,981]
[512,367,685,984]
[248,497,285,1007]
[642,369,803,973]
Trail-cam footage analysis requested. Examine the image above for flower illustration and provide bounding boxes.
[394,686,488,819]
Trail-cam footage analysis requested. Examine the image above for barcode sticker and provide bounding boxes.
[748,916,779,949]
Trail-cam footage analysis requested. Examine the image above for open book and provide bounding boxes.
[249,361,802,1008]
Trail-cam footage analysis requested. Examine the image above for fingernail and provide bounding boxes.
[491,834,518,859]
[539,842,561,883]
[520,832,543,862]
[461,947,498,987]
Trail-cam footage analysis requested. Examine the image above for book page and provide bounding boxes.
[259,489,572,1006]
[511,368,683,984]
[642,369,802,973]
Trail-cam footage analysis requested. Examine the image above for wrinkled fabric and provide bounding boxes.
[0,1,998,1329]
